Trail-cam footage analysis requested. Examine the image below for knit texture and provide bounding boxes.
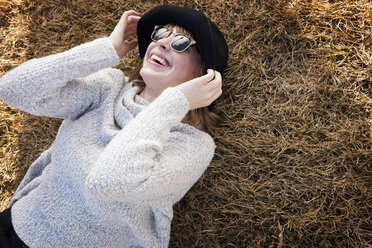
[0,38,215,248]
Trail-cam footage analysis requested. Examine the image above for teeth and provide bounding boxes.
[151,54,168,66]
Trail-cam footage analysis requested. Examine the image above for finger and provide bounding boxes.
[118,12,129,25]
[197,69,215,85]
[216,71,222,88]
[207,81,222,99]
[208,70,221,82]
[207,69,215,79]
[126,20,140,31]
[125,40,138,52]
[126,22,138,31]
[125,17,140,34]
[119,10,140,26]
[122,10,141,19]
[127,10,141,16]
[205,71,222,92]
[127,15,141,25]
[123,27,137,40]
[209,88,223,104]
[215,70,222,80]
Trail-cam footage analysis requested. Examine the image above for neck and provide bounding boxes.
[140,86,163,102]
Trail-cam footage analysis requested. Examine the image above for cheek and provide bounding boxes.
[144,42,156,60]
[182,52,202,77]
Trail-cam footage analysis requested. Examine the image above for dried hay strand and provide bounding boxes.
[0,0,371,247]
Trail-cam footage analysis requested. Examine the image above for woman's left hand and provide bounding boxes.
[109,10,141,58]
[175,69,222,110]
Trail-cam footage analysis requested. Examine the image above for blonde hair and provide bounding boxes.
[130,24,224,136]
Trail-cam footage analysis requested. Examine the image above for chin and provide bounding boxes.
[140,64,193,88]
[140,67,169,88]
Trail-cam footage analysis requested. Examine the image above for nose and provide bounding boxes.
[156,34,174,51]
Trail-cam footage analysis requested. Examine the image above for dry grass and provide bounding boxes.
[0,0,371,247]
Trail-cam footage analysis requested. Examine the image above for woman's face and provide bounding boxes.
[140,26,202,91]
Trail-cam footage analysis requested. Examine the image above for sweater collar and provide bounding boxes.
[121,81,149,115]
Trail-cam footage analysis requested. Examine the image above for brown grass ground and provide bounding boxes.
[0,0,371,247]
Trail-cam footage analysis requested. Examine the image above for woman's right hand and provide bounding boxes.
[175,69,222,111]
[109,10,141,58]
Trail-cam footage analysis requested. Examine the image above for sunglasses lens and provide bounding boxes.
[171,36,191,52]
[152,27,170,41]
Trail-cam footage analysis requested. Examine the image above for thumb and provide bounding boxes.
[201,69,215,84]
[186,69,214,86]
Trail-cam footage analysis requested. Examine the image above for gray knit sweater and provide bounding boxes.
[0,38,215,248]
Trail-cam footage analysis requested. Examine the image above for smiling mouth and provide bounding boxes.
[150,54,169,67]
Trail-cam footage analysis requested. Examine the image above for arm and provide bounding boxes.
[0,38,120,118]
[0,10,140,119]
[85,87,215,202]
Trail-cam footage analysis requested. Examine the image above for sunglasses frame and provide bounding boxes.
[151,25,197,53]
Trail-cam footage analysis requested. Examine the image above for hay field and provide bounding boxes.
[0,0,371,247]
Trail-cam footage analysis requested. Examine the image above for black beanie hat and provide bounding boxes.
[137,5,229,74]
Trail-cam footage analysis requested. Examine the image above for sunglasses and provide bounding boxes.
[151,26,197,52]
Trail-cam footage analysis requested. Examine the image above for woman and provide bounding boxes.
[0,5,228,248]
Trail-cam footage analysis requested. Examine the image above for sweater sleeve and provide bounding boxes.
[85,87,216,202]
[0,38,120,119]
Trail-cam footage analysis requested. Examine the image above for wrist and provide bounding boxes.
[108,36,120,57]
